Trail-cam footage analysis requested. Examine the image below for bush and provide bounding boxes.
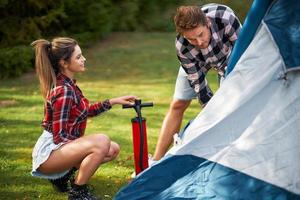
[113,0,139,31]
[0,46,34,79]
[0,1,66,47]
[0,0,252,79]
[63,0,115,38]
[136,0,180,32]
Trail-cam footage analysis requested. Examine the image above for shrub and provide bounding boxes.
[113,0,139,31]
[63,0,115,39]
[0,46,34,79]
[0,0,252,79]
[136,0,180,32]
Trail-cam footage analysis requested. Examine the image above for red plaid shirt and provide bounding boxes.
[42,73,112,144]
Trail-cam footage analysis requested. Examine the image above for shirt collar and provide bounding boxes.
[57,73,77,86]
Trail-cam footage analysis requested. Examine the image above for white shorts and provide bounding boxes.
[31,130,69,180]
[173,67,197,100]
[173,66,224,101]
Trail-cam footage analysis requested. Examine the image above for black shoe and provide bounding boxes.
[68,184,101,200]
[49,167,77,193]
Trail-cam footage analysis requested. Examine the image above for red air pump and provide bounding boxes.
[123,99,153,175]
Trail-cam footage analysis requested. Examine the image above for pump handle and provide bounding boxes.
[122,100,153,109]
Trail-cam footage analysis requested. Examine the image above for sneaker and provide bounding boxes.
[49,167,77,193]
[148,154,158,167]
[173,133,182,146]
[130,171,136,179]
[68,184,101,200]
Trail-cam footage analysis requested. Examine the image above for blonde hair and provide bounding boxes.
[174,6,207,34]
[31,37,77,99]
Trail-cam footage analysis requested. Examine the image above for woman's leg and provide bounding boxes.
[102,141,120,163]
[38,134,111,185]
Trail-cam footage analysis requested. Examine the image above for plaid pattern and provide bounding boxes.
[42,73,111,144]
[176,4,241,105]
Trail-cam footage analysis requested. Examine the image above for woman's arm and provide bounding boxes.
[88,95,137,117]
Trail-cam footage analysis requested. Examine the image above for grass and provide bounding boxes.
[0,32,219,199]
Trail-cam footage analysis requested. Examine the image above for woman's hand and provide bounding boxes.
[109,95,137,106]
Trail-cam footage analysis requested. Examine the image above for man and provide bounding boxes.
[152,4,241,162]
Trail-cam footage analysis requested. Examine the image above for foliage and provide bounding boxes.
[0,0,66,78]
[0,0,66,47]
[62,0,116,43]
[0,0,252,79]
[136,0,181,31]
[0,45,34,79]
[113,0,140,31]
[0,0,183,78]
[0,0,182,48]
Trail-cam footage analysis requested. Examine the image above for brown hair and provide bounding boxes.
[31,37,77,99]
[174,6,207,34]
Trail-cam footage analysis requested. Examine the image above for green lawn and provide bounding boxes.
[0,32,219,199]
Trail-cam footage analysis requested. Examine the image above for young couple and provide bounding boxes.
[31,3,241,200]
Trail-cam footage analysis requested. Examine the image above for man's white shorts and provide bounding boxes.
[173,66,197,100]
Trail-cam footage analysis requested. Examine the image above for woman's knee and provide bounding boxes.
[111,142,120,157]
[90,134,111,154]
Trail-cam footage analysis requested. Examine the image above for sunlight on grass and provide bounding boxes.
[0,32,219,199]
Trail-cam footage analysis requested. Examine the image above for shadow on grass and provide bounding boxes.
[0,166,130,199]
[0,118,41,126]
[0,170,67,199]
[90,175,132,200]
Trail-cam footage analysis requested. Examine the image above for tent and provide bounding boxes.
[115,0,300,199]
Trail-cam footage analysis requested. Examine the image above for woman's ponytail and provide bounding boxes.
[31,37,77,99]
[31,39,57,99]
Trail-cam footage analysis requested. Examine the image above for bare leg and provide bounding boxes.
[38,134,115,185]
[102,141,120,163]
[71,141,119,169]
[153,99,191,160]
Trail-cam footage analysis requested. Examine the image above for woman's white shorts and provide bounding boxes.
[31,130,69,180]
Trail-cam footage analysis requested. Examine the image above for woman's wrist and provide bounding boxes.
[103,99,112,110]
[108,98,117,106]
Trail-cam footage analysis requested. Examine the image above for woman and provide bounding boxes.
[31,37,136,200]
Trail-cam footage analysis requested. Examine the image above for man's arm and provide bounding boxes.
[218,8,242,70]
[224,9,242,45]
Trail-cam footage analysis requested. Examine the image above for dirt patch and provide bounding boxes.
[20,71,36,82]
[0,100,18,107]
[85,32,129,53]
